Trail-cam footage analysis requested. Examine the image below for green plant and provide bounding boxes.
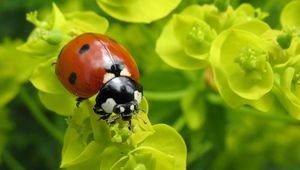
[2,0,300,170]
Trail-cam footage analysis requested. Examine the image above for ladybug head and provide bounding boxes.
[113,100,139,121]
[93,76,143,121]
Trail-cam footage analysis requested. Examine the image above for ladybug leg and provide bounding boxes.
[93,106,113,121]
[128,120,132,130]
[93,106,107,115]
[51,62,56,66]
[99,113,111,121]
[76,97,85,107]
[106,115,121,124]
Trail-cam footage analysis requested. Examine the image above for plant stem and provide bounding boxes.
[19,89,64,143]
[2,150,25,170]
[231,107,300,124]
[144,89,187,101]
[172,116,186,131]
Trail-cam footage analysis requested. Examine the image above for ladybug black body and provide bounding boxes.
[94,76,143,122]
[55,33,143,124]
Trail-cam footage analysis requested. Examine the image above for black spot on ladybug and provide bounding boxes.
[68,72,77,85]
[104,60,125,76]
[79,44,90,55]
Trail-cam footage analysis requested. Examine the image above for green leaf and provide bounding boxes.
[19,3,108,59]
[51,3,66,29]
[64,11,109,34]
[61,103,109,168]
[61,141,103,168]
[61,117,91,167]
[131,147,175,170]
[227,63,273,100]
[280,1,300,29]
[30,58,67,94]
[38,91,75,116]
[139,124,187,170]
[99,145,130,170]
[275,67,300,119]
[17,31,61,58]
[248,92,275,112]
[130,97,154,147]
[232,19,270,35]
[100,124,186,170]
[156,15,208,70]
[97,0,181,23]
[63,156,102,170]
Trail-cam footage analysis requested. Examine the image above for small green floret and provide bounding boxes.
[188,22,206,42]
[186,21,216,47]
[277,32,292,49]
[45,30,63,45]
[26,11,42,27]
[110,122,132,143]
[254,8,269,20]
[235,47,267,73]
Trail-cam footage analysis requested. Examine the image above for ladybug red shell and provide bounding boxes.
[55,33,139,98]
[55,33,143,125]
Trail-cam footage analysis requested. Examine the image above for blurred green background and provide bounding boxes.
[1,0,300,170]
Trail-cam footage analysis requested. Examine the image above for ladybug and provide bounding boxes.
[55,33,143,125]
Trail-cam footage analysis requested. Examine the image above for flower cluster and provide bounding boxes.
[156,1,300,119]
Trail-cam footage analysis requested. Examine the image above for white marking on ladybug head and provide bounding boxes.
[134,91,142,104]
[103,73,115,83]
[120,106,125,113]
[101,98,116,113]
[120,68,131,77]
[130,105,135,111]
